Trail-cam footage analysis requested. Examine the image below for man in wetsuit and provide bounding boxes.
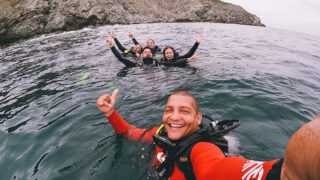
[129,31,162,55]
[110,32,142,57]
[96,89,320,180]
[106,35,155,68]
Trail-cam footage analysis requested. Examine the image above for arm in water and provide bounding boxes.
[97,89,158,142]
[158,55,198,67]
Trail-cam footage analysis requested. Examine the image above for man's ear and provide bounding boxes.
[197,112,202,125]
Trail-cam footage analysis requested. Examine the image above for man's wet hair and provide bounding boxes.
[169,90,199,113]
[142,47,152,53]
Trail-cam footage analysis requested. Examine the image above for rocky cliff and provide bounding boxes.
[0,0,264,47]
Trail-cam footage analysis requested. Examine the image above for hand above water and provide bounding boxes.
[187,54,198,62]
[106,34,113,47]
[110,32,116,39]
[128,31,134,39]
[97,89,119,117]
[196,33,203,43]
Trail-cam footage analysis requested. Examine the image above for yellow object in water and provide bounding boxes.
[76,73,90,85]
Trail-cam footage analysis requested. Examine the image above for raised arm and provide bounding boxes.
[178,33,202,59]
[97,89,158,142]
[129,31,139,45]
[106,35,137,68]
[111,32,127,52]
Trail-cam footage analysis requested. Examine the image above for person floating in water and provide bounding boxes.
[107,33,198,68]
[157,33,202,67]
[129,31,162,55]
[110,32,142,58]
[97,89,320,180]
[106,34,155,68]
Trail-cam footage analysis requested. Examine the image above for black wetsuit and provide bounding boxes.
[132,38,162,54]
[157,41,199,67]
[110,46,155,68]
[156,58,189,67]
[114,38,139,57]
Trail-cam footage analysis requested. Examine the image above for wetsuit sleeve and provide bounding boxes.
[114,38,127,52]
[107,110,159,142]
[132,38,139,45]
[110,46,137,68]
[160,59,188,67]
[190,142,279,180]
[178,42,199,59]
[129,50,137,57]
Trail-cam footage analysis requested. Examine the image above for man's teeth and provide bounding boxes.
[169,124,183,128]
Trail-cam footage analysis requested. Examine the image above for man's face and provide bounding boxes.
[147,40,154,49]
[165,48,174,60]
[142,49,153,58]
[162,94,202,140]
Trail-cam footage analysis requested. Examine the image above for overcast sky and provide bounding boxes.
[223,0,320,36]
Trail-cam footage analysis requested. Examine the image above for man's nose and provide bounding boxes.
[171,110,180,120]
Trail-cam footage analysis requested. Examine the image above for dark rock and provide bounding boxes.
[0,0,264,48]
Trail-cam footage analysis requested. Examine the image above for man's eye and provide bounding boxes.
[165,109,172,113]
[182,110,190,113]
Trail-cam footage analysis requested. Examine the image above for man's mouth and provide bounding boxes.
[169,124,183,128]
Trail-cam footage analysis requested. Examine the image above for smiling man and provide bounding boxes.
[162,91,201,141]
[96,89,320,180]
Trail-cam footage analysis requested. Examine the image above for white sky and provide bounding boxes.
[223,0,320,36]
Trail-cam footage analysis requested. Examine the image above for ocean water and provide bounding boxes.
[0,23,319,179]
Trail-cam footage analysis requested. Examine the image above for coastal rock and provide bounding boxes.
[0,0,264,47]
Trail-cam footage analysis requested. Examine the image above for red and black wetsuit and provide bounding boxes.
[107,110,279,180]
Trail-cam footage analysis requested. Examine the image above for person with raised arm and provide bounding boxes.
[106,34,155,68]
[97,89,320,180]
[110,32,142,58]
[129,31,162,55]
[157,33,202,67]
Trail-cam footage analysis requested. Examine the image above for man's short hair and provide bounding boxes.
[170,90,199,113]
[142,47,152,53]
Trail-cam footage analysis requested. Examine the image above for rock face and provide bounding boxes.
[0,0,264,47]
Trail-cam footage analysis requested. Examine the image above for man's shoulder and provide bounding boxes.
[191,142,225,159]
